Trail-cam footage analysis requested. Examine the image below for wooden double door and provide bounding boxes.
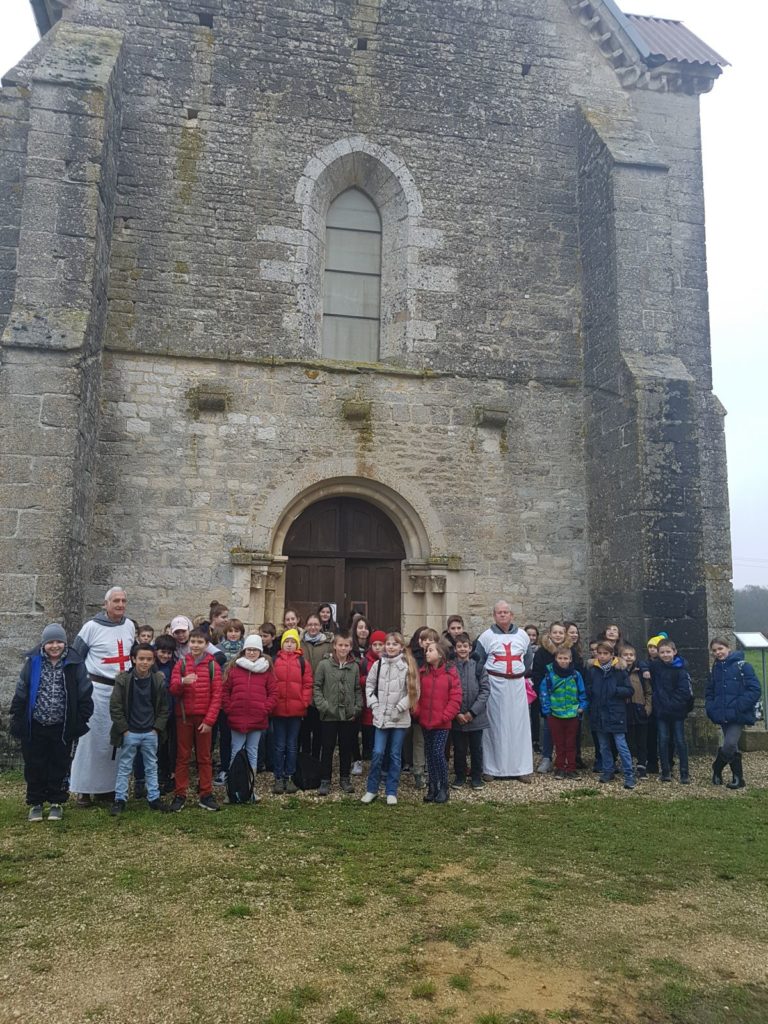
[283,497,405,632]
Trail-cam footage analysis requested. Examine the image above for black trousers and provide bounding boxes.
[626,722,648,767]
[157,716,178,785]
[300,705,323,759]
[452,729,484,782]
[319,721,356,781]
[21,721,72,805]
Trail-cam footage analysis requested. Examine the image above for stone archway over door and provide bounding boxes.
[283,497,406,630]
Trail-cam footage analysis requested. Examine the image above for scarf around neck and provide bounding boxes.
[236,655,270,673]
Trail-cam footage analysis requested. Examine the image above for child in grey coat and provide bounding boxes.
[451,632,490,789]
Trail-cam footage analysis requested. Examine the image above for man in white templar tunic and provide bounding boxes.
[475,601,533,779]
[69,587,135,804]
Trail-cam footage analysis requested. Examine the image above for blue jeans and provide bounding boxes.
[656,717,689,778]
[272,717,302,780]
[596,731,634,784]
[115,731,159,802]
[231,730,264,770]
[366,727,407,797]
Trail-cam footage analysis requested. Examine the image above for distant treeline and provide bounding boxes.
[734,586,768,634]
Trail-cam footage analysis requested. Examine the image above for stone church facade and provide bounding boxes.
[1,0,732,699]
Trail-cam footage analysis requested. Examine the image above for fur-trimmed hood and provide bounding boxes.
[540,633,574,655]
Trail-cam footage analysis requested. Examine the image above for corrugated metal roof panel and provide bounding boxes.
[734,632,768,649]
[625,14,729,67]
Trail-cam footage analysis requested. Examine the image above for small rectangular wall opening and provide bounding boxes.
[357,37,368,50]
[197,12,214,27]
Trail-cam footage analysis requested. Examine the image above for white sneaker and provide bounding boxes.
[536,757,552,774]
[351,760,363,776]
[28,805,43,822]
[386,795,397,806]
[360,791,377,804]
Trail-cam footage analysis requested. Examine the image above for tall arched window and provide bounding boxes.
[322,188,381,361]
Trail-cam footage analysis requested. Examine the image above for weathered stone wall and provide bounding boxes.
[90,351,588,641]
[0,0,733,722]
[0,21,123,694]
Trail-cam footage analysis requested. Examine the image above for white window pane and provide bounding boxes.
[326,227,381,274]
[324,270,380,318]
[323,316,379,361]
[326,188,381,232]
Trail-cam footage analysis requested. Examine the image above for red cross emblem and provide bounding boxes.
[491,643,524,675]
[102,639,132,673]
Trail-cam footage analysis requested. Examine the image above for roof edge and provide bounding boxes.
[567,0,725,94]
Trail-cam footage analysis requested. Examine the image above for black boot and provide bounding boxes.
[711,748,728,786]
[434,785,449,804]
[423,781,436,803]
[726,753,746,790]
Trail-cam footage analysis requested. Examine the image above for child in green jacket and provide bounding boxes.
[313,634,362,796]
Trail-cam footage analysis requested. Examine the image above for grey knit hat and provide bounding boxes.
[41,623,67,645]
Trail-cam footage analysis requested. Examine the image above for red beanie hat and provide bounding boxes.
[370,630,387,645]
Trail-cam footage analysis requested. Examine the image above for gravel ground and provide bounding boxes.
[245,749,768,806]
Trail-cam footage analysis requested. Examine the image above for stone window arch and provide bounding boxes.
[322,188,382,361]
[293,138,431,362]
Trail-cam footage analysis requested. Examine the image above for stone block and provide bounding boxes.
[0,573,36,613]
[40,394,80,429]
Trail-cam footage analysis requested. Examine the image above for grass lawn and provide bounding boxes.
[1,773,767,1024]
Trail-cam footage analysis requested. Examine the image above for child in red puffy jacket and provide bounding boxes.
[415,641,462,804]
[169,628,222,812]
[222,634,277,801]
[271,628,313,794]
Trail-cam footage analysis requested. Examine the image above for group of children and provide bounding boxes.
[9,604,762,820]
[527,622,761,791]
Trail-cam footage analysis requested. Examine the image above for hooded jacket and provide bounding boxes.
[223,657,278,732]
[365,654,418,730]
[540,664,588,720]
[314,655,362,722]
[169,652,223,725]
[649,655,693,721]
[414,663,462,730]
[272,649,314,718]
[531,633,578,689]
[705,651,761,726]
[585,659,632,734]
[10,647,93,742]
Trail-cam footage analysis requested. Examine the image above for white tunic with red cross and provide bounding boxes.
[476,625,533,777]
[69,617,136,795]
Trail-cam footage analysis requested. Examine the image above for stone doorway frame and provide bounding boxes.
[229,476,470,635]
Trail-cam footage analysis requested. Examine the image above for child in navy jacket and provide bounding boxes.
[585,641,635,789]
[10,623,93,821]
[646,639,693,784]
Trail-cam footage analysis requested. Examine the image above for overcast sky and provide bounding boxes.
[2,1,766,588]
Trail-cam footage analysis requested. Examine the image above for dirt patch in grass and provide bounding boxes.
[394,940,601,1021]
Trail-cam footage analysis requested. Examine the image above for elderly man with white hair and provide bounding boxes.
[474,600,533,782]
[69,587,136,807]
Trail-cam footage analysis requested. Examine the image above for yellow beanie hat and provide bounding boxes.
[281,628,301,650]
[647,632,668,648]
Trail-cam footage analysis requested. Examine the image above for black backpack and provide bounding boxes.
[292,751,322,791]
[226,747,254,804]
